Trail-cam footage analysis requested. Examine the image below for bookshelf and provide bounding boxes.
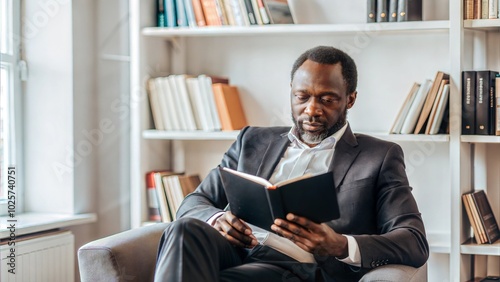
[130,0,499,281]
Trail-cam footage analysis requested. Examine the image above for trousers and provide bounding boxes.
[153,217,321,282]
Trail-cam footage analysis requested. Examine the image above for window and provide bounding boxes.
[1,0,21,209]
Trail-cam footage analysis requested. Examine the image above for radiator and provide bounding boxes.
[1,231,74,282]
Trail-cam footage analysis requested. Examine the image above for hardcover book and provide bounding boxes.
[263,0,294,24]
[496,74,500,135]
[377,0,389,22]
[367,0,377,23]
[462,71,476,135]
[475,71,498,135]
[389,0,398,22]
[212,83,248,131]
[414,71,449,134]
[218,167,340,232]
[469,190,500,244]
[397,0,422,21]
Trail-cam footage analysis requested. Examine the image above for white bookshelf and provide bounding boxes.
[130,0,500,280]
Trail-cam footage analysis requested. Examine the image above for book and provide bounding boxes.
[191,0,207,26]
[496,74,500,135]
[482,0,489,19]
[186,77,212,131]
[257,0,270,24]
[145,172,162,222]
[147,78,166,131]
[476,71,498,135]
[218,167,340,232]
[367,0,377,23]
[201,0,223,25]
[184,0,198,27]
[390,82,420,134]
[152,171,181,222]
[243,0,258,24]
[175,0,189,27]
[178,174,201,196]
[474,0,482,19]
[199,74,222,130]
[165,0,178,27]
[174,74,198,130]
[414,71,449,134]
[389,0,398,22]
[463,193,486,243]
[397,0,422,21]
[212,83,248,131]
[263,0,294,24]
[468,190,500,244]
[428,84,450,135]
[462,71,476,135]
[464,0,475,19]
[489,0,499,18]
[400,79,432,134]
[377,0,389,22]
[157,0,166,27]
[251,0,263,25]
[425,79,448,134]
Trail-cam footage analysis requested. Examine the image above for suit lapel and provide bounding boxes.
[330,125,360,189]
[256,133,290,180]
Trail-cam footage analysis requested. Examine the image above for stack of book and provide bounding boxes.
[367,0,422,23]
[464,0,500,19]
[146,171,202,222]
[146,74,248,131]
[157,0,295,28]
[462,190,500,244]
[462,71,500,135]
[390,71,450,135]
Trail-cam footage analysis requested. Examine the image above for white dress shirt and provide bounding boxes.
[209,123,361,266]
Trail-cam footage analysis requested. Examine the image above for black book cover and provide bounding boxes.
[377,0,389,22]
[218,167,340,232]
[462,71,476,135]
[476,71,498,135]
[471,190,500,244]
[397,0,422,22]
[367,0,377,23]
[244,0,258,25]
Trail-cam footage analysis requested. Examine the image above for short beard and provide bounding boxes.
[293,109,347,145]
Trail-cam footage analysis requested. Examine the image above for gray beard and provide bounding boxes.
[293,110,347,145]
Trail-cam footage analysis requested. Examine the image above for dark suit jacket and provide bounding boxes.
[176,125,429,279]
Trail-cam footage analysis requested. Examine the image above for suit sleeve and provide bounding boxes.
[175,127,249,222]
[353,143,429,269]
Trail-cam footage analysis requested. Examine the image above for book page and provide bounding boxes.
[221,167,272,187]
[275,173,313,187]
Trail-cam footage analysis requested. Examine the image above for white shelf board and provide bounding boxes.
[428,232,451,254]
[461,240,500,256]
[0,212,97,239]
[143,130,240,140]
[464,19,500,31]
[363,132,450,142]
[142,21,449,38]
[461,135,500,143]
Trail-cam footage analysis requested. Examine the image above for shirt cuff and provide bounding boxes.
[206,211,225,226]
[338,235,361,267]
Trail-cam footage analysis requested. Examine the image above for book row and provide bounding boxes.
[391,71,450,135]
[157,0,294,28]
[464,0,500,19]
[462,190,500,244]
[147,74,248,131]
[146,171,201,222]
[462,71,500,135]
[367,0,422,23]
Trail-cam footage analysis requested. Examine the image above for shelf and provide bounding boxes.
[461,239,500,256]
[143,129,240,140]
[142,21,449,38]
[464,19,500,31]
[428,232,451,254]
[365,132,450,142]
[461,135,500,143]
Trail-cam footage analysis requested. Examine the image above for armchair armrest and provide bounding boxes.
[360,263,427,282]
[78,223,168,282]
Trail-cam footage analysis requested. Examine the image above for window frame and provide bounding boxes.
[1,0,23,215]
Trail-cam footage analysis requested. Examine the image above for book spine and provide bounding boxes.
[389,0,398,22]
[176,0,189,27]
[488,72,499,135]
[257,0,270,24]
[481,0,489,19]
[243,0,257,25]
[490,0,499,18]
[474,0,482,19]
[146,172,162,222]
[367,0,377,23]
[251,0,263,25]
[464,0,474,19]
[462,71,476,135]
[165,0,178,27]
[184,0,198,27]
[191,0,207,26]
[377,0,389,22]
[476,71,490,135]
[158,0,166,27]
[201,0,223,25]
[496,74,500,135]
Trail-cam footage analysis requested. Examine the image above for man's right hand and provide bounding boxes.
[213,211,258,248]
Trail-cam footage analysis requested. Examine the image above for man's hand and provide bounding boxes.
[271,213,348,258]
[213,211,258,248]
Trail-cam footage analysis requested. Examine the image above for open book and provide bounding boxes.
[218,167,340,232]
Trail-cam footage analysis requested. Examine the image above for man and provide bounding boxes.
[154,46,429,281]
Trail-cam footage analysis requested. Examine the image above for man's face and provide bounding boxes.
[291,60,357,146]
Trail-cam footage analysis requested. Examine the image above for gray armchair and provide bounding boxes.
[78,223,427,282]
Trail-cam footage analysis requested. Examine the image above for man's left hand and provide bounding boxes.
[271,213,348,258]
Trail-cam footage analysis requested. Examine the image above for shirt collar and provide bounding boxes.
[288,122,348,150]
